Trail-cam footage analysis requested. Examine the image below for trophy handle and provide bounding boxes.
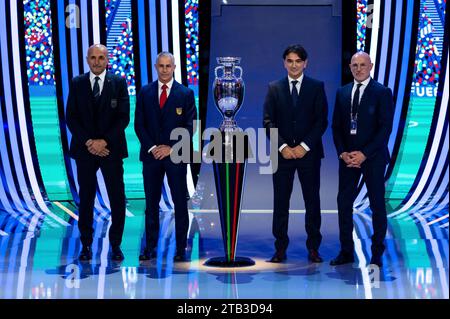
[215,65,224,78]
[235,66,243,79]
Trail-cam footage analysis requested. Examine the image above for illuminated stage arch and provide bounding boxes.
[354,0,448,228]
[0,0,199,228]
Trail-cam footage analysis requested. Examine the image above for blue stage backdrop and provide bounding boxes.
[198,2,342,210]
[195,0,448,232]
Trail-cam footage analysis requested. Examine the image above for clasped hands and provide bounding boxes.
[281,145,307,160]
[340,151,366,168]
[86,139,109,157]
[151,145,172,160]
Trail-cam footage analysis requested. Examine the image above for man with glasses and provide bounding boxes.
[331,51,394,268]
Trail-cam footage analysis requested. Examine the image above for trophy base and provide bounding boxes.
[219,119,239,132]
[204,256,255,267]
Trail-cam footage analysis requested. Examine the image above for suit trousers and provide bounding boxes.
[337,161,387,257]
[142,159,188,252]
[76,159,126,248]
[272,158,322,252]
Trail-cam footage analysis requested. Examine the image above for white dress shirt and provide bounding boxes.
[351,77,371,106]
[158,78,174,103]
[279,74,310,153]
[89,70,106,96]
[148,78,175,153]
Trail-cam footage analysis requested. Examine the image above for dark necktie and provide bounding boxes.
[93,76,100,100]
[291,80,299,106]
[351,83,363,115]
[160,84,168,109]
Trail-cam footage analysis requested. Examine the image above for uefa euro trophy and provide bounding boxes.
[213,57,245,132]
[205,57,254,267]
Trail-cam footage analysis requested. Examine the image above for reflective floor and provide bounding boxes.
[0,200,448,299]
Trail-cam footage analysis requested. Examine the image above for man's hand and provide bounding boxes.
[292,145,307,159]
[152,145,172,160]
[340,152,353,165]
[86,139,110,157]
[345,151,366,168]
[281,146,296,160]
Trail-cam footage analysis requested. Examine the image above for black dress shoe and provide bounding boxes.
[111,247,124,261]
[330,252,354,266]
[369,255,383,268]
[78,246,92,261]
[139,249,156,261]
[308,249,323,263]
[269,250,287,263]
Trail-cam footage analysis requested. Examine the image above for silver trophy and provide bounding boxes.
[213,57,245,132]
[206,57,254,268]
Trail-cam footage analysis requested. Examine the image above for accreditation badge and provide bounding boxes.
[176,107,183,115]
[350,118,357,135]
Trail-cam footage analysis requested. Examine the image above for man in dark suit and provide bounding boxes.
[66,44,130,262]
[331,51,393,268]
[263,44,328,263]
[135,52,196,262]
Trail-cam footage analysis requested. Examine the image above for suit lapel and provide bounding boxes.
[281,77,293,109]
[343,83,353,112]
[359,78,374,109]
[282,76,307,109]
[98,72,112,112]
[82,73,94,117]
[297,76,309,108]
[165,81,179,109]
[161,81,180,115]
[150,81,159,110]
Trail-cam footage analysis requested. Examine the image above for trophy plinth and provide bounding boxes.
[204,256,255,267]
[205,57,254,268]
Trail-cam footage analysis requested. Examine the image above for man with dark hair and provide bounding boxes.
[66,44,130,262]
[331,51,393,268]
[135,52,196,262]
[263,44,328,263]
[283,44,308,61]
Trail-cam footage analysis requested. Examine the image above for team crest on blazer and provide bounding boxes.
[111,99,118,108]
[176,107,183,115]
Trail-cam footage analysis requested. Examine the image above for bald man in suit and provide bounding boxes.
[331,52,394,268]
[66,44,130,262]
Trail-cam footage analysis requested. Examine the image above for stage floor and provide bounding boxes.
[0,200,448,299]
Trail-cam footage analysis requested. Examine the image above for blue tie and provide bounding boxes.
[291,80,299,107]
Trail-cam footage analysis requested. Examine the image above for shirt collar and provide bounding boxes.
[354,77,371,87]
[288,73,304,86]
[90,70,106,82]
[158,78,174,90]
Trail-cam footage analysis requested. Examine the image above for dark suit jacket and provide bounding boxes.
[134,80,196,163]
[263,76,328,160]
[66,72,130,160]
[332,78,394,164]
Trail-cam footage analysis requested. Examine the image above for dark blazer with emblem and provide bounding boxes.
[332,78,394,165]
[134,80,196,162]
[66,72,130,160]
[263,76,328,161]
